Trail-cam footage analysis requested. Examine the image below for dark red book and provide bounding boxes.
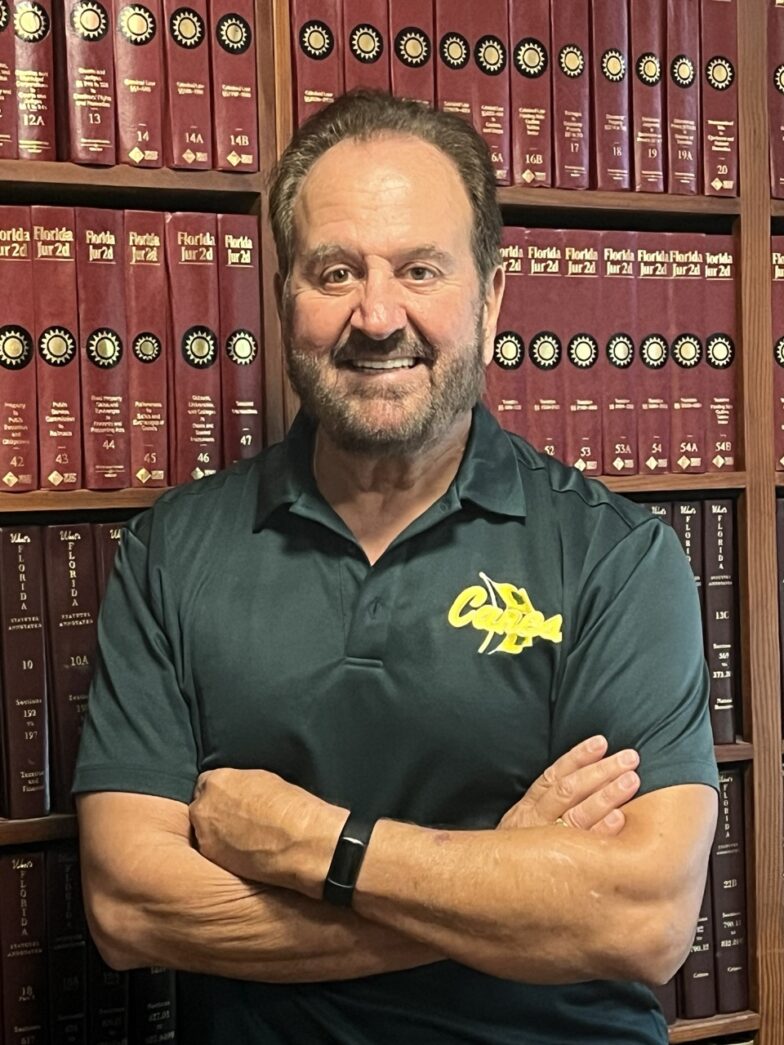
[770,0,784,197]
[43,523,99,811]
[165,211,221,484]
[598,230,638,476]
[162,0,212,167]
[671,500,705,616]
[55,0,116,164]
[550,0,590,188]
[87,937,129,1045]
[47,844,88,1045]
[666,0,700,194]
[703,236,738,471]
[509,0,551,187]
[679,870,717,1019]
[0,527,48,820]
[483,230,527,437]
[0,851,47,1045]
[343,0,389,93]
[635,233,670,473]
[701,0,738,195]
[644,501,673,525]
[218,212,262,464]
[652,979,677,1025]
[31,205,82,491]
[209,0,258,172]
[703,499,738,743]
[113,0,165,167]
[668,232,707,474]
[124,210,168,488]
[711,767,749,1012]
[0,0,17,157]
[76,208,130,490]
[591,0,631,190]
[0,205,37,491]
[778,499,784,696]
[93,522,124,601]
[130,967,176,1044]
[630,0,666,192]
[775,238,784,471]
[389,0,434,106]
[289,0,342,128]
[14,0,56,160]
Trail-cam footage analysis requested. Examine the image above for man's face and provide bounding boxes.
[280,134,504,455]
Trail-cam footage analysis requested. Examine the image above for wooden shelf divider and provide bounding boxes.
[497,185,742,216]
[0,814,77,846]
[668,1010,761,1042]
[0,489,169,513]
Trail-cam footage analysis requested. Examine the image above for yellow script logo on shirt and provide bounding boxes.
[448,572,563,655]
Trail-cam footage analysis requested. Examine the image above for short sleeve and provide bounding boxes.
[553,519,719,797]
[72,513,199,803]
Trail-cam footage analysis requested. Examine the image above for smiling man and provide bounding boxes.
[74,91,718,1044]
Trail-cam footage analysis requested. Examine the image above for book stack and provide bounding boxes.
[289,0,739,196]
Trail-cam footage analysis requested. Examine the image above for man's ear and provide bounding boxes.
[481,263,506,366]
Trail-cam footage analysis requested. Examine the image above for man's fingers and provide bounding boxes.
[521,735,609,808]
[560,770,641,831]
[530,748,639,824]
[590,809,627,837]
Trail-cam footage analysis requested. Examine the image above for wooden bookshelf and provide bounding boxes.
[602,471,747,494]
[0,815,77,846]
[0,489,169,513]
[669,1010,761,1042]
[497,185,743,217]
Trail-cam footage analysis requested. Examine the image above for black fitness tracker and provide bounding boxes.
[322,812,377,908]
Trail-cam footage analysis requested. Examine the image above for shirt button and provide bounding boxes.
[439,501,449,513]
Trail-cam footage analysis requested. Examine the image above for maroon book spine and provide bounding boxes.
[389,0,434,106]
[636,232,670,473]
[0,851,48,1045]
[523,226,566,460]
[56,0,116,163]
[289,0,342,128]
[711,766,749,1012]
[165,211,221,484]
[599,230,638,476]
[218,212,262,464]
[31,206,82,491]
[343,0,390,93]
[704,236,737,470]
[87,938,129,1045]
[591,0,631,191]
[631,0,666,192]
[0,0,17,157]
[679,870,718,1019]
[644,501,673,525]
[701,0,738,195]
[666,0,700,194]
[209,0,258,171]
[509,0,551,187]
[92,521,123,601]
[14,0,55,160]
[770,0,784,197]
[0,527,48,819]
[130,967,176,1044]
[671,499,705,616]
[668,232,707,474]
[484,229,527,438]
[113,0,165,167]
[162,0,212,168]
[43,523,99,811]
[125,210,168,488]
[652,979,677,1024]
[0,205,37,491]
[550,0,590,188]
[704,499,738,743]
[47,844,87,1045]
[775,238,784,471]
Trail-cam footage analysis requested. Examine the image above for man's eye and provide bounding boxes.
[323,267,352,284]
[407,266,436,281]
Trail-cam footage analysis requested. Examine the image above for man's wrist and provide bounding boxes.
[287,799,350,899]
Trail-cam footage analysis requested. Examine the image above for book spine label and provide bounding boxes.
[289,0,343,127]
[770,0,784,197]
[60,0,116,163]
[76,208,130,490]
[0,5,17,156]
[644,502,673,525]
[679,870,717,1018]
[668,232,707,473]
[509,0,551,187]
[218,213,262,463]
[631,0,666,191]
[703,499,738,743]
[550,0,590,188]
[87,939,129,1045]
[92,521,124,600]
[31,205,82,490]
[125,209,168,488]
[775,238,784,470]
[711,767,749,1012]
[389,0,435,107]
[636,233,670,472]
[113,0,164,167]
[0,205,37,491]
[599,230,638,475]
[0,527,49,819]
[701,0,738,195]
[484,230,527,438]
[703,236,737,470]
[591,0,631,190]
[343,0,390,94]
[46,844,87,1045]
[523,227,566,459]
[0,851,48,1045]
[162,0,212,167]
[15,0,55,160]
[672,499,705,616]
[209,0,258,171]
[43,523,99,810]
[165,211,221,484]
[666,0,700,193]
[130,967,177,1045]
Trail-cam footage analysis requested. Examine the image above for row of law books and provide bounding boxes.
[0,0,258,170]
[0,844,176,1044]
[484,227,738,477]
[290,0,737,196]
[0,205,262,493]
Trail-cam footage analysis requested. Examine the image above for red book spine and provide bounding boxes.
[14,0,56,160]
[666,0,700,194]
[704,236,737,470]
[774,238,784,470]
[509,0,551,187]
[0,3,17,157]
[636,232,671,473]
[668,232,707,473]
[92,521,123,600]
[701,0,738,195]
[770,0,784,197]
[550,0,590,188]
[218,213,262,464]
[523,226,566,460]
[130,967,177,1044]
[703,499,738,743]
[0,527,49,820]
[484,229,527,437]
[679,870,718,1018]
[31,206,82,491]
[76,207,130,490]
[46,844,87,1045]
[591,0,631,190]
[711,767,749,1011]
[343,0,390,93]
[289,0,343,128]
[0,851,48,1045]
[165,211,221,484]
[113,0,165,167]
[599,230,638,475]
[124,209,168,488]
[56,0,116,164]
[389,0,434,106]
[0,205,37,491]
[631,0,666,192]
[162,0,212,168]
[209,0,258,171]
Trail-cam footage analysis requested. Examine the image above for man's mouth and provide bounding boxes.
[344,357,420,371]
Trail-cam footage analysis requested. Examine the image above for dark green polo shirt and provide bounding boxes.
[74,405,718,1045]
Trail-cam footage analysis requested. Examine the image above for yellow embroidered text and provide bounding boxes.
[448,572,563,655]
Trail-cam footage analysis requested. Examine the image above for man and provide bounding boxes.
[75,91,718,1043]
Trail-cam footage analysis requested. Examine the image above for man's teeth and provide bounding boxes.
[350,358,417,370]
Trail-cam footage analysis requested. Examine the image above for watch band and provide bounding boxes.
[322,812,377,908]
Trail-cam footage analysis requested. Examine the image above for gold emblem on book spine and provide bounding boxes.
[70,0,108,41]
[672,334,702,368]
[170,7,204,48]
[706,334,735,369]
[226,330,257,365]
[640,334,669,368]
[216,13,251,54]
[182,326,217,368]
[568,334,598,368]
[350,24,382,63]
[530,332,562,369]
[119,3,155,45]
[300,20,332,60]
[607,333,634,368]
[38,327,77,366]
[0,327,33,369]
[440,32,469,70]
[132,333,161,364]
[601,48,626,82]
[0,2,9,32]
[514,38,547,79]
[559,44,584,78]
[636,52,662,86]
[86,328,123,368]
[13,1,50,43]
[671,54,695,88]
[493,332,524,370]
[475,35,506,76]
[395,27,429,67]
[706,56,734,91]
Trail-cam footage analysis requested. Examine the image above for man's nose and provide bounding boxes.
[349,270,407,340]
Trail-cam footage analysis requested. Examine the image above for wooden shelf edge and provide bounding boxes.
[0,814,76,845]
[601,471,747,494]
[0,488,172,512]
[0,159,264,196]
[716,741,754,763]
[498,186,742,216]
[668,1010,760,1042]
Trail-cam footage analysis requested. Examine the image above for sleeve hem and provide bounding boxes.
[71,765,196,804]
[636,760,720,799]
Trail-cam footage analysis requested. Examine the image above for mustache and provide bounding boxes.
[332,330,437,366]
